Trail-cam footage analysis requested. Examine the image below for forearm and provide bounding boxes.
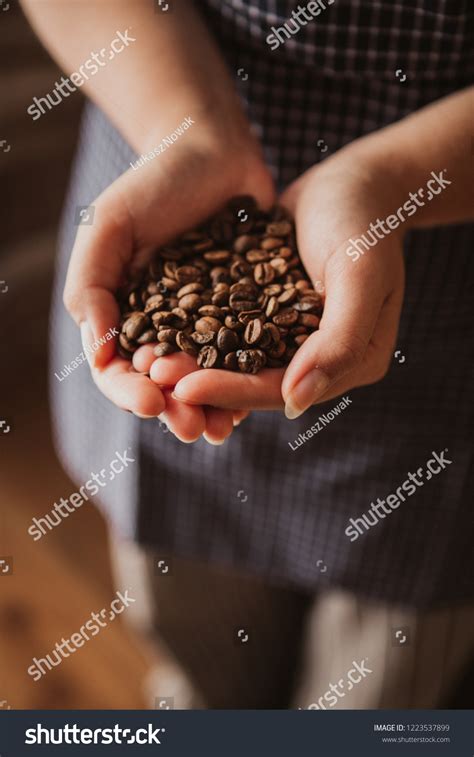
[20,0,248,153]
[351,86,474,228]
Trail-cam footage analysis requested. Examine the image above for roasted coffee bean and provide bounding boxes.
[175,265,202,285]
[116,195,324,374]
[298,313,320,329]
[246,249,270,263]
[123,312,148,340]
[237,349,266,374]
[178,293,202,312]
[267,340,286,359]
[261,236,284,251]
[266,220,292,236]
[238,310,265,325]
[244,318,263,345]
[193,238,214,253]
[233,235,259,254]
[197,345,219,368]
[144,294,166,314]
[136,329,157,345]
[223,351,238,371]
[217,327,239,354]
[177,282,204,297]
[153,342,176,357]
[195,316,222,334]
[273,308,299,327]
[161,276,180,292]
[277,288,297,305]
[203,250,231,263]
[263,322,280,345]
[119,333,136,352]
[191,331,215,345]
[254,262,275,285]
[176,331,199,356]
[158,328,178,344]
[224,314,244,331]
[265,296,279,318]
[270,257,289,277]
[198,305,225,319]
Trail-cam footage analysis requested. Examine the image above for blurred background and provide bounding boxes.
[0,1,149,709]
[0,1,472,711]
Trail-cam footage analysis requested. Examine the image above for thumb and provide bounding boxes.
[281,253,383,418]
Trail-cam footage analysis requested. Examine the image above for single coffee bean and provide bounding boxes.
[224,314,244,331]
[298,313,320,329]
[223,351,238,371]
[177,282,204,298]
[158,328,178,344]
[198,305,225,319]
[246,249,270,263]
[265,296,279,318]
[153,342,177,357]
[119,333,136,352]
[244,318,263,345]
[267,340,286,359]
[178,293,202,312]
[261,236,284,251]
[123,312,148,340]
[277,246,293,259]
[160,247,183,261]
[175,265,202,285]
[266,220,292,236]
[195,316,222,334]
[278,288,297,305]
[193,238,214,252]
[211,289,229,307]
[263,322,280,345]
[163,261,178,278]
[272,308,299,327]
[230,259,252,280]
[197,345,219,368]
[203,250,231,263]
[270,257,289,277]
[176,331,199,356]
[191,331,215,345]
[210,266,231,285]
[290,325,308,336]
[238,349,266,374]
[144,294,166,314]
[233,235,259,254]
[264,284,283,296]
[161,276,180,291]
[217,327,239,354]
[254,262,275,285]
[136,328,157,345]
[238,310,265,325]
[151,311,173,328]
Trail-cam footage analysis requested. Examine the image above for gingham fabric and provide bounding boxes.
[50,1,474,607]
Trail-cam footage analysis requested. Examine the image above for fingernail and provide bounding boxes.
[284,369,331,420]
[203,433,226,446]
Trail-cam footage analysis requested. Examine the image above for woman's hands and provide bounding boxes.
[173,146,406,418]
[64,126,274,442]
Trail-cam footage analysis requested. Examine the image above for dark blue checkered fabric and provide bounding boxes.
[50,1,474,607]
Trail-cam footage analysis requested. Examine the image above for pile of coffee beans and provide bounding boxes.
[117,196,323,374]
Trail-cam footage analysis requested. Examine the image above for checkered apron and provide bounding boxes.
[50,1,474,606]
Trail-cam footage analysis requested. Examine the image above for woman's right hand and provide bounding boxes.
[64,121,274,443]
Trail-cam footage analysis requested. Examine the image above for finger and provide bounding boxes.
[173,367,285,410]
[232,409,250,426]
[159,390,206,443]
[149,352,199,386]
[281,250,386,419]
[202,407,234,445]
[64,196,133,369]
[89,355,165,417]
